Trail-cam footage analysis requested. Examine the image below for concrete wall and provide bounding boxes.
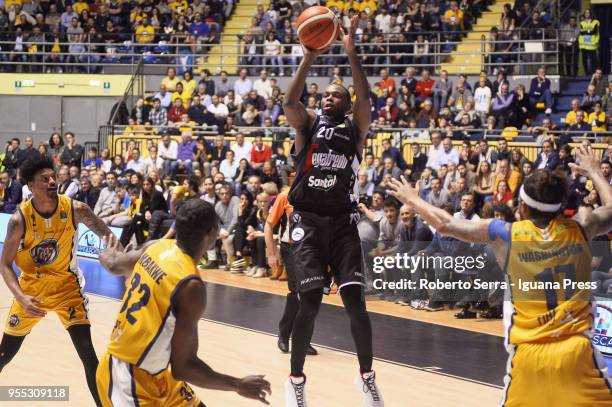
[0,96,117,145]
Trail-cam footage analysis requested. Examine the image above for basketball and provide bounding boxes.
[296,6,340,50]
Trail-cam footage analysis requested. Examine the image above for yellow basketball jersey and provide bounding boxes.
[506,218,593,345]
[15,195,78,279]
[107,239,201,374]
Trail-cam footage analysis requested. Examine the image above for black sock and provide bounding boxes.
[68,325,102,407]
[0,333,25,372]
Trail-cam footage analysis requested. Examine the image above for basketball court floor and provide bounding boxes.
[0,254,512,406]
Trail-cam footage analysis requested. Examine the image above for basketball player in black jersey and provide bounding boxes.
[283,16,383,407]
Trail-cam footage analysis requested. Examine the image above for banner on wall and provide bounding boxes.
[0,213,122,260]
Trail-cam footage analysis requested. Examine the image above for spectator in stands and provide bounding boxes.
[493,158,520,197]
[565,98,581,126]
[19,136,40,166]
[590,68,608,98]
[171,131,196,176]
[426,177,450,207]
[0,171,22,214]
[162,67,179,92]
[131,98,150,125]
[83,147,102,170]
[473,160,495,205]
[559,16,580,77]
[110,155,125,177]
[491,83,514,128]
[442,1,463,42]
[60,132,84,168]
[205,94,228,126]
[578,8,599,75]
[378,68,397,98]
[244,89,266,112]
[250,134,271,170]
[448,81,472,113]
[473,76,492,119]
[93,172,117,215]
[204,184,239,270]
[149,98,168,126]
[209,135,228,167]
[416,99,436,128]
[220,150,239,182]
[566,111,591,141]
[557,144,575,173]
[76,176,100,209]
[126,147,145,174]
[534,140,559,170]
[433,70,452,113]
[143,145,163,175]
[229,190,257,273]
[158,132,178,176]
[168,97,187,123]
[229,133,251,163]
[154,85,172,110]
[581,84,601,113]
[57,166,79,198]
[261,98,280,126]
[186,95,208,125]
[529,66,553,115]
[510,84,529,129]
[588,101,607,134]
[47,133,64,168]
[379,97,399,125]
[492,180,512,205]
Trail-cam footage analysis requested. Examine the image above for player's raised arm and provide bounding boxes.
[388,177,501,245]
[342,15,371,153]
[570,145,612,240]
[283,46,325,153]
[170,279,272,404]
[0,213,45,317]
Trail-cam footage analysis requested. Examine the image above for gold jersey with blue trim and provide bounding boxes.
[15,195,78,278]
[106,239,201,374]
[505,217,593,345]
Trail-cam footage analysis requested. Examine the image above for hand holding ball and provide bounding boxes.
[296,6,340,50]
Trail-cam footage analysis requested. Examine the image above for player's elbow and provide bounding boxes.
[170,359,192,382]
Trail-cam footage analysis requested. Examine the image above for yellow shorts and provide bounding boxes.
[4,273,90,336]
[501,335,612,407]
[96,353,204,407]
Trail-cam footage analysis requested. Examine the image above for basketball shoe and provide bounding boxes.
[285,375,307,407]
[354,370,384,406]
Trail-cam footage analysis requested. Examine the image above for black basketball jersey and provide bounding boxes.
[288,114,361,216]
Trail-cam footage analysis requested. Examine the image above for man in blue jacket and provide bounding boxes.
[0,172,22,214]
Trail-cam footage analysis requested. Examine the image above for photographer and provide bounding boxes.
[357,190,385,293]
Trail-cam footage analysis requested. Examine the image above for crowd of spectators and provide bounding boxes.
[127,59,610,144]
[0,0,231,72]
[1,113,611,317]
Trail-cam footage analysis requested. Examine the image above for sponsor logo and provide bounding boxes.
[312,152,348,170]
[292,213,301,224]
[349,212,361,224]
[300,276,326,285]
[77,230,103,257]
[8,314,19,327]
[291,227,305,242]
[593,303,612,353]
[29,239,59,266]
[307,175,337,191]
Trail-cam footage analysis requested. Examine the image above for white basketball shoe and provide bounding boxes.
[285,375,308,407]
[354,370,384,406]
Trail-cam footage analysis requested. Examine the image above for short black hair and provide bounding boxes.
[186,175,200,192]
[383,197,399,209]
[20,155,55,184]
[175,199,219,251]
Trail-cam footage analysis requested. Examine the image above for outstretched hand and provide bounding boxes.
[236,375,272,404]
[341,15,359,54]
[387,176,419,204]
[569,145,601,177]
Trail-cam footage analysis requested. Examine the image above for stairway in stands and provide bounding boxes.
[531,76,589,126]
[198,0,267,74]
[442,1,509,75]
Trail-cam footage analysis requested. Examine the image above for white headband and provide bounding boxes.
[519,185,562,212]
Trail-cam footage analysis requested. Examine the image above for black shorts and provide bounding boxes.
[289,209,365,292]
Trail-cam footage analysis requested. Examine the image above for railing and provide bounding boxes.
[99,124,610,162]
[0,28,563,74]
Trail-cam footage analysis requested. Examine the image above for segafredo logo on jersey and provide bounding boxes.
[311,152,348,170]
[29,239,59,266]
[308,175,337,191]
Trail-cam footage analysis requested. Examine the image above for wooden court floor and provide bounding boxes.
[0,284,502,406]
